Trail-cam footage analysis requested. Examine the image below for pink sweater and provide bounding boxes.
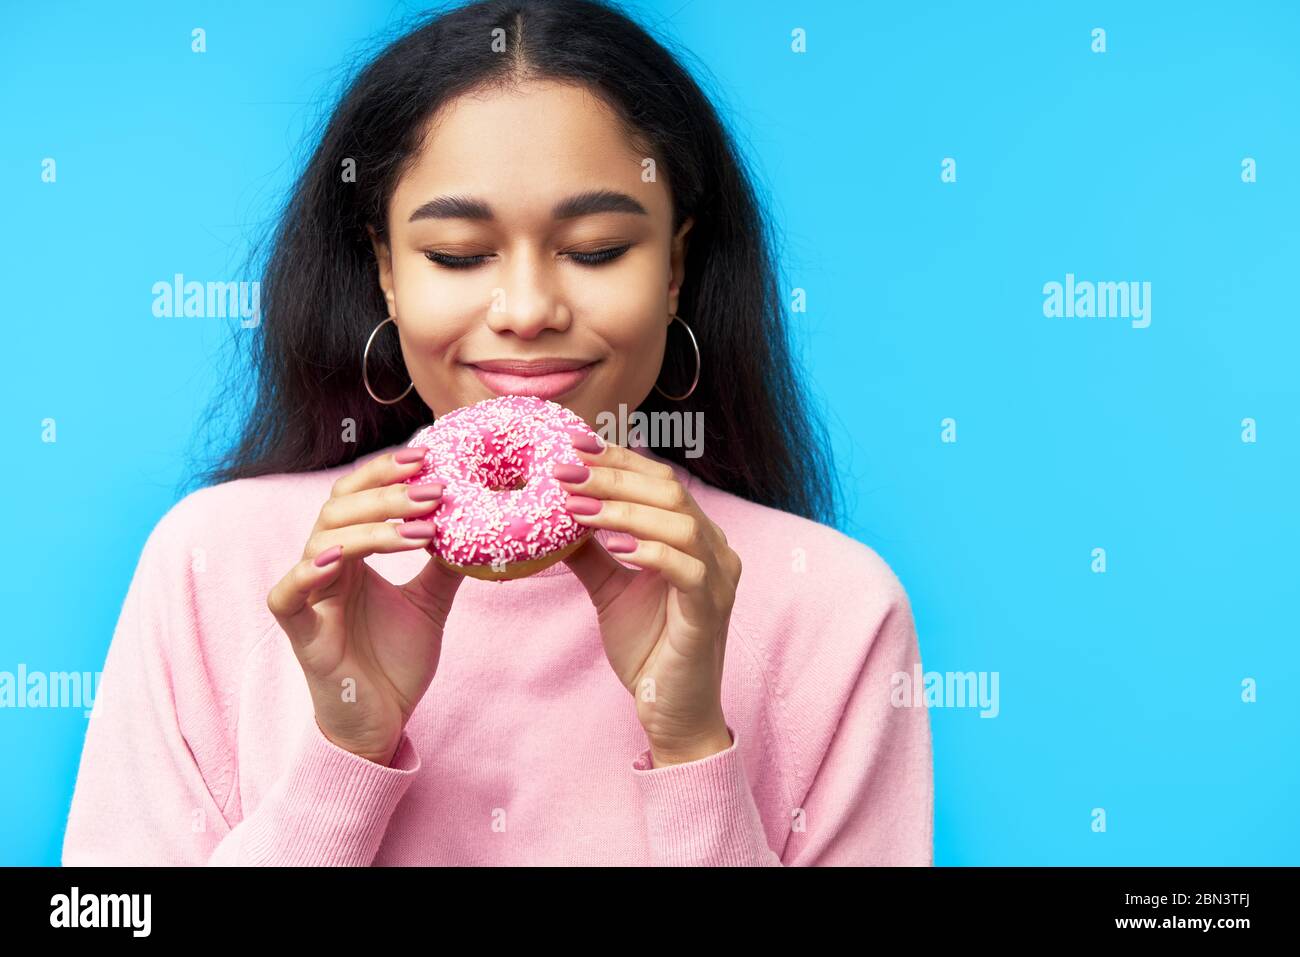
[61,443,933,866]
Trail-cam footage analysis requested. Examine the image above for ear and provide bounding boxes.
[668,215,694,316]
[367,224,396,315]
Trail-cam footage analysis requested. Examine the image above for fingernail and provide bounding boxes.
[606,532,637,553]
[551,463,589,484]
[565,494,602,515]
[314,545,343,567]
[399,520,436,538]
[408,482,444,502]
[395,447,427,464]
[569,429,604,453]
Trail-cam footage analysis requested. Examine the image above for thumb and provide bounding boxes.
[401,549,467,628]
[563,533,636,610]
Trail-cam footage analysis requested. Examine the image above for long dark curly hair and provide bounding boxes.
[193,0,839,526]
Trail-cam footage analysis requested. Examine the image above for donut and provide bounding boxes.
[400,395,602,581]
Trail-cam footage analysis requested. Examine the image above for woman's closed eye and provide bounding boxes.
[424,245,631,270]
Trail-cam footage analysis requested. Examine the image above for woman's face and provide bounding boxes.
[369,79,693,427]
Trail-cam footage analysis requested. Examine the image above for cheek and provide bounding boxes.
[577,243,667,319]
[580,267,669,393]
[592,314,668,399]
[592,310,664,355]
[584,274,666,346]
[392,253,445,317]
[391,254,475,351]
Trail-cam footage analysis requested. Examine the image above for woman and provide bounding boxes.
[62,0,933,866]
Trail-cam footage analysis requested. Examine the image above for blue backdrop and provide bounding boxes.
[3,0,1296,865]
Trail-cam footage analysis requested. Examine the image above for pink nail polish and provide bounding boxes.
[565,494,602,515]
[408,482,444,502]
[395,447,426,464]
[314,545,343,567]
[606,532,637,553]
[398,520,436,538]
[569,429,604,453]
[551,463,589,483]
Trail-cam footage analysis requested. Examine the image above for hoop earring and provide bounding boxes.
[653,313,701,401]
[363,315,415,405]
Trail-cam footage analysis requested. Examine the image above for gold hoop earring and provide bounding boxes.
[653,313,701,401]
[363,316,415,405]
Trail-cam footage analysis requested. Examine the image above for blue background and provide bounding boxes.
[2,0,1296,865]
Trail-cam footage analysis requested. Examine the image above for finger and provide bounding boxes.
[564,498,712,560]
[266,549,346,641]
[317,479,445,531]
[400,555,468,629]
[555,455,730,550]
[561,534,637,610]
[553,461,691,515]
[598,536,714,608]
[566,430,676,481]
[329,446,430,499]
[303,518,437,564]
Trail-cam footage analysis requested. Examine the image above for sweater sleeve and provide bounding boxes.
[782,587,934,865]
[205,718,422,866]
[632,724,781,866]
[60,516,422,867]
[631,585,934,867]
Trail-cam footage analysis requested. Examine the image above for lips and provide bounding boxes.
[468,359,596,400]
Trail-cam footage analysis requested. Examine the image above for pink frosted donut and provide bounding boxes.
[401,395,601,580]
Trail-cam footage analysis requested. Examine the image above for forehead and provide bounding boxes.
[391,80,665,222]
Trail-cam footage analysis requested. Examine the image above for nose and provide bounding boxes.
[484,248,572,339]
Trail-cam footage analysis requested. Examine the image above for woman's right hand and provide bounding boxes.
[267,447,463,766]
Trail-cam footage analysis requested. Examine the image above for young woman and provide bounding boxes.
[63,0,933,866]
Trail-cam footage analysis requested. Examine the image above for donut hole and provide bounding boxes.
[464,428,540,493]
[481,460,529,493]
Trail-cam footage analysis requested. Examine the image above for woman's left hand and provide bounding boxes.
[556,431,742,767]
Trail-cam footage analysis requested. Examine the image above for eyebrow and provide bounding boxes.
[407,188,648,223]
